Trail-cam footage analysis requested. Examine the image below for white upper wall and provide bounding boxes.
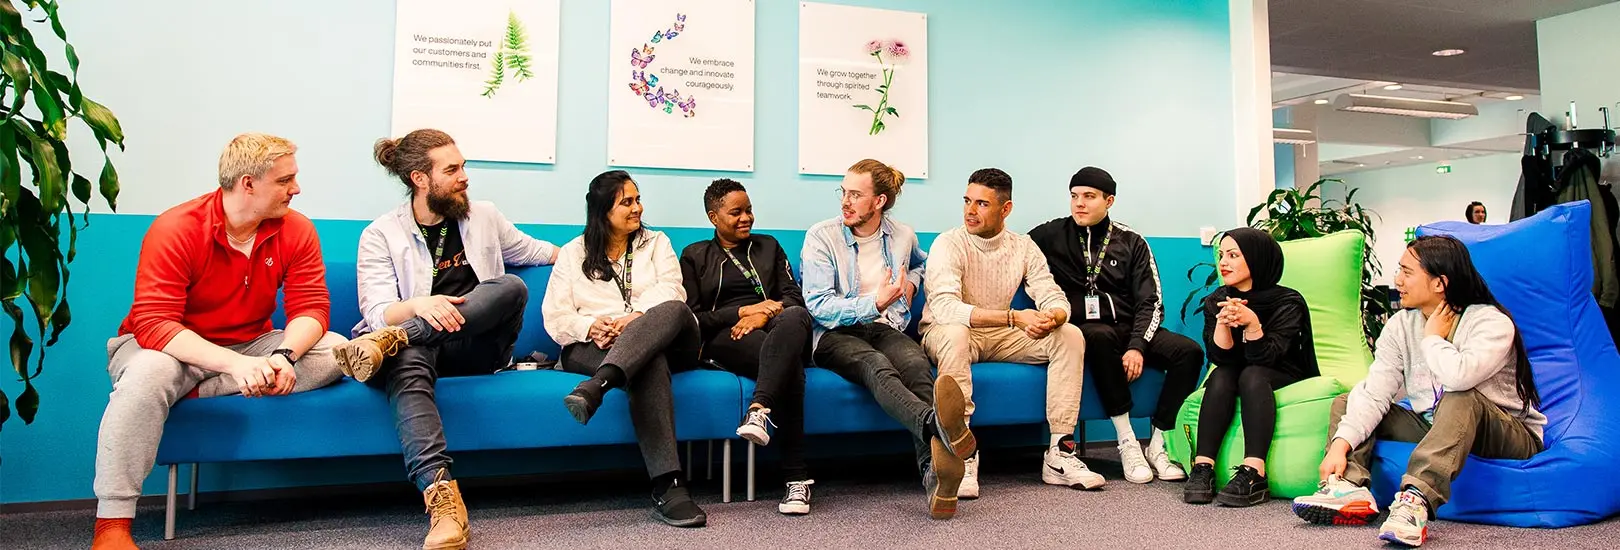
[1538,3,1620,132]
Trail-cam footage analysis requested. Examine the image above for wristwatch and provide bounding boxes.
[271,348,296,367]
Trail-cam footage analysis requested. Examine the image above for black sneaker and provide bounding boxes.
[564,379,606,425]
[652,480,707,527]
[778,479,813,515]
[1215,465,1270,507]
[1184,463,1216,504]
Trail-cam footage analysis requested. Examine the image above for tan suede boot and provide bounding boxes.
[334,326,408,382]
[422,469,468,550]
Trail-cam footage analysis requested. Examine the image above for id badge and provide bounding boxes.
[1084,295,1102,320]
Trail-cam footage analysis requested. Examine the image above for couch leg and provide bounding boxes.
[706,440,714,481]
[188,463,199,511]
[747,442,756,502]
[722,440,732,503]
[684,442,692,482]
[165,464,177,540]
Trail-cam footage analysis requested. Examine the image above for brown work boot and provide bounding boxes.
[334,326,408,382]
[422,469,468,550]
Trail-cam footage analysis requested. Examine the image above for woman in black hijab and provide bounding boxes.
[1183,228,1319,508]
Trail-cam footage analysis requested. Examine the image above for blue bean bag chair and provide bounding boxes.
[1369,201,1620,528]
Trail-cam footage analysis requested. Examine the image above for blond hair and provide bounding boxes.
[218,133,297,190]
[848,158,906,212]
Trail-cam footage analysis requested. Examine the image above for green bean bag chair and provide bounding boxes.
[1164,230,1372,498]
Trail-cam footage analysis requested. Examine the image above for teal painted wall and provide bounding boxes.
[1,0,1237,504]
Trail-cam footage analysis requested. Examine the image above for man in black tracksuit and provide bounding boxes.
[1029,166,1203,485]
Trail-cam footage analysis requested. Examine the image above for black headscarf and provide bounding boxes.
[1224,227,1284,290]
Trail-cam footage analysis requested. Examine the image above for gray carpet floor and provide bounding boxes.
[4,446,1610,549]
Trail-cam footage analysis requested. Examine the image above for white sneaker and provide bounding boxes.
[1144,443,1186,481]
[1117,440,1154,484]
[736,407,774,446]
[1042,445,1105,490]
[958,452,980,499]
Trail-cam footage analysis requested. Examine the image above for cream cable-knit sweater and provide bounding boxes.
[921,226,1071,330]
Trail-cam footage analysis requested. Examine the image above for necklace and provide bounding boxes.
[226,229,255,244]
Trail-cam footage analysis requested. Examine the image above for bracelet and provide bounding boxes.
[1007,310,1015,328]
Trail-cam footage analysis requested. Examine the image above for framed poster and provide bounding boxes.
[799,2,928,178]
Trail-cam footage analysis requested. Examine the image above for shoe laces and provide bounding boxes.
[964,453,979,475]
[784,479,814,502]
[425,481,457,517]
[1390,491,1426,524]
[374,327,408,356]
[1228,466,1261,487]
[745,407,776,430]
[1051,447,1088,470]
[1118,442,1150,470]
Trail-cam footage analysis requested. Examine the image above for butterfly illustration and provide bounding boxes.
[645,87,667,108]
[630,48,654,69]
[665,89,683,104]
[629,81,650,96]
[650,30,663,43]
[663,103,674,114]
[664,28,680,40]
[677,96,696,112]
[642,43,655,55]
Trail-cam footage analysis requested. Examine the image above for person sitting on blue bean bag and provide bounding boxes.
[1291,235,1544,547]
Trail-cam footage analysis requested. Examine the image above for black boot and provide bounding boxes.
[1184,462,1216,504]
[1215,464,1270,507]
[563,379,605,425]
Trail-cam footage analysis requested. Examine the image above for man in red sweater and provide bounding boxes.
[90,133,346,550]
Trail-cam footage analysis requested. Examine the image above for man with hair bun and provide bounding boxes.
[334,128,556,550]
[91,133,347,550]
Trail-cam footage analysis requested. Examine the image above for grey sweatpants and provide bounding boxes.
[93,330,346,518]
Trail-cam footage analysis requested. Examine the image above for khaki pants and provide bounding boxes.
[922,324,1085,435]
[1329,389,1542,508]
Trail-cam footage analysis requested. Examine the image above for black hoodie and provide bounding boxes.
[1029,216,1166,352]
[679,234,806,339]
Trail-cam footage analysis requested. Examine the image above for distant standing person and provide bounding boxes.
[1465,202,1487,224]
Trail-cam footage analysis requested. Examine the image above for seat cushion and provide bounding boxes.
[158,369,744,464]
[1275,230,1375,387]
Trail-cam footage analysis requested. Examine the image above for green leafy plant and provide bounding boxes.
[1180,178,1387,345]
[502,11,533,82]
[481,50,504,98]
[0,0,124,430]
[481,11,532,98]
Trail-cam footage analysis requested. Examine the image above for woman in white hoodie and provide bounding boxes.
[1292,235,1544,548]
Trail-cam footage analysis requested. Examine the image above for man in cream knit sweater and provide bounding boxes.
[921,168,1101,497]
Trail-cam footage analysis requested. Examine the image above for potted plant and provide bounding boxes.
[1180,179,1387,345]
[0,0,124,430]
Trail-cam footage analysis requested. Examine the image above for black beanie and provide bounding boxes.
[1069,167,1116,196]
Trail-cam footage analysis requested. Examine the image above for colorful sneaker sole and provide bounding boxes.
[1293,501,1380,525]
[1378,527,1426,547]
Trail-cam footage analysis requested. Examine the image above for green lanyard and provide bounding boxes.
[611,248,635,312]
[1083,225,1113,292]
[420,224,449,277]
[721,243,767,300]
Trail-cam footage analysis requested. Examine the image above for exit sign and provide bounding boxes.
[1436,165,1452,174]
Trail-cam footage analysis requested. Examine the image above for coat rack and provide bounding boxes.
[1527,102,1616,158]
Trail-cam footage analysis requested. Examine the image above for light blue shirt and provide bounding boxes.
[352,201,556,337]
[799,215,926,348]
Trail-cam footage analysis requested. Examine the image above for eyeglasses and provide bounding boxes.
[837,189,868,201]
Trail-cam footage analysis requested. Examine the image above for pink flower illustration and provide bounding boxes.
[866,40,883,55]
[888,40,908,58]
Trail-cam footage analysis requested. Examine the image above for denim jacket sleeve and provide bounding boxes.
[356,222,405,335]
[801,228,878,330]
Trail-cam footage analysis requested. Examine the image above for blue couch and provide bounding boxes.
[153,229,1175,539]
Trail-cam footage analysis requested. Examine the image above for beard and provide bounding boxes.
[426,183,470,221]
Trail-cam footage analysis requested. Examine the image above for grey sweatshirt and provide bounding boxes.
[1334,304,1547,448]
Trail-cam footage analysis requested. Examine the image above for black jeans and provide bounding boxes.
[559,301,700,480]
[813,322,935,477]
[701,306,811,483]
[1195,364,1303,460]
[1077,322,1204,431]
[368,274,528,491]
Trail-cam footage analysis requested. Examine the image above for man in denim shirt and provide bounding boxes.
[800,159,976,520]
[334,129,556,550]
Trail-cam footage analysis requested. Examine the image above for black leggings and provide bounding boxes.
[1195,365,1302,460]
[700,306,812,483]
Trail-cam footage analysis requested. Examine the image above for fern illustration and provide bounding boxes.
[503,11,534,81]
[482,50,505,98]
